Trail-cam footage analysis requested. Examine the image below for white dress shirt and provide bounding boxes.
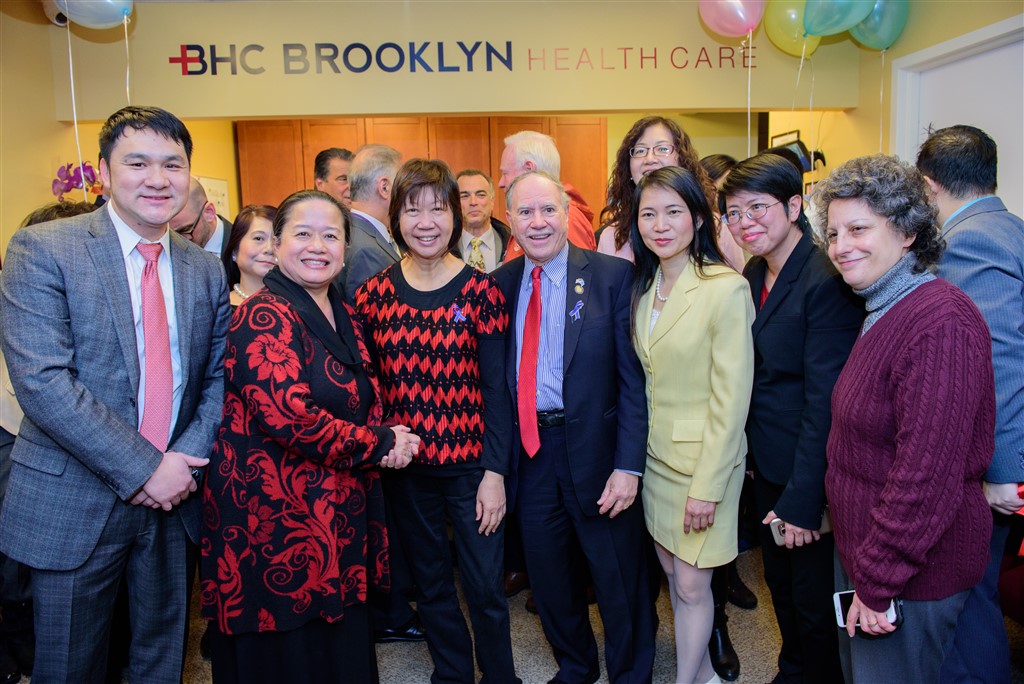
[460,226,499,272]
[107,203,184,443]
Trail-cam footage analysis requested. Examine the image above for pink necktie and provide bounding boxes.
[518,266,542,457]
[136,242,172,451]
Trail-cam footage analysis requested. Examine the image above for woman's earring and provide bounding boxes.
[231,255,237,262]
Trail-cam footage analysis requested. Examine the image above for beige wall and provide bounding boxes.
[1,2,239,258]
[769,2,1023,182]
[3,0,1020,259]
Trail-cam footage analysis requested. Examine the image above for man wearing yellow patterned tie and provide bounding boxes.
[0,106,230,683]
[457,169,511,272]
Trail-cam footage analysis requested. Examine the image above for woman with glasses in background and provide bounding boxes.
[719,154,863,684]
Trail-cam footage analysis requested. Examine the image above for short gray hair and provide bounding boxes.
[504,131,561,178]
[349,144,401,202]
[505,170,570,213]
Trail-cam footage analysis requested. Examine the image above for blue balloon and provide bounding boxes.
[58,0,134,30]
[803,0,874,36]
[850,0,910,50]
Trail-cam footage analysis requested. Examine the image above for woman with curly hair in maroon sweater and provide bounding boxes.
[356,159,519,684]
[814,155,995,684]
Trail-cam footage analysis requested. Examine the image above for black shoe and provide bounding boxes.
[199,624,212,660]
[727,565,758,610]
[709,608,740,681]
[374,613,427,643]
[0,652,19,684]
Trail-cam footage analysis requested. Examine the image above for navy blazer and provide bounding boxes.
[492,244,648,516]
[743,233,863,529]
[937,196,1024,483]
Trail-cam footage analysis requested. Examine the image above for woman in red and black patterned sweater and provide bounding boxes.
[201,190,420,684]
[356,159,520,684]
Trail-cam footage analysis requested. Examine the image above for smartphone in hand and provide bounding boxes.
[833,590,903,632]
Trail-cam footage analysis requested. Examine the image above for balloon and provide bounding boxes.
[57,0,133,30]
[41,0,69,27]
[765,0,821,57]
[699,0,767,38]
[850,0,910,50]
[803,0,873,36]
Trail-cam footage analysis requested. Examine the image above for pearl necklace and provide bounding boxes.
[233,284,250,300]
[655,269,669,303]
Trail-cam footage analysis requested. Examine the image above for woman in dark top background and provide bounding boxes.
[719,154,863,684]
[201,190,419,684]
[356,159,519,684]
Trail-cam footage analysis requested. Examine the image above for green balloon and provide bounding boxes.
[850,0,910,50]
[803,0,874,36]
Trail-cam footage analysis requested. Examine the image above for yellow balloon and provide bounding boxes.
[765,0,822,58]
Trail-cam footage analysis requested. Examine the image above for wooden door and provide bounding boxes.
[300,118,366,188]
[488,116,551,219]
[363,117,429,164]
[236,120,305,208]
[550,116,608,227]
[427,116,491,176]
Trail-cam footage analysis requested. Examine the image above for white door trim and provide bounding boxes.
[891,14,1024,161]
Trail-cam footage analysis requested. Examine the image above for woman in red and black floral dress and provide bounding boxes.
[201,189,420,684]
[356,159,519,684]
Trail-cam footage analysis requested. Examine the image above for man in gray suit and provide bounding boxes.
[919,124,1024,684]
[337,143,402,302]
[0,106,230,683]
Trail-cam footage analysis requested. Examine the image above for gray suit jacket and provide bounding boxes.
[0,208,230,570]
[937,196,1024,483]
[338,212,400,302]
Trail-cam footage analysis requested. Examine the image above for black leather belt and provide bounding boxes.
[537,410,566,428]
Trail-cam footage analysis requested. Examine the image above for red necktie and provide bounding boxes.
[136,242,173,451]
[518,266,542,457]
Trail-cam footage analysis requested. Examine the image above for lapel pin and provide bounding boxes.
[569,301,584,321]
[574,277,585,294]
[452,303,466,323]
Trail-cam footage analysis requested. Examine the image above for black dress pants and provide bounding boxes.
[754,475,843,684]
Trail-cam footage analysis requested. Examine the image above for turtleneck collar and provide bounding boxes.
[855,251,935,335]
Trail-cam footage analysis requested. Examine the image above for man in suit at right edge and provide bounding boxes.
[493,171,655,684]
[919,125,1024,684]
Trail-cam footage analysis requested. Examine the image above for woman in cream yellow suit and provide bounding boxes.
[630,167,754,684]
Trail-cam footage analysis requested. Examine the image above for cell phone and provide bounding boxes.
[833,590,902,631]
[769,509,833,546]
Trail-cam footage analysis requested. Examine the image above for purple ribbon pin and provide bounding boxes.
[569,301,583,321]
[452,304,467,323]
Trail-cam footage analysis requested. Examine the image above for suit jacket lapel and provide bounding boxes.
[751,234,813,339]
[503,259,526,400]
[169,232,194,395]
[85,211,141,395]
[563,245,591,370]
[649,260,696,348]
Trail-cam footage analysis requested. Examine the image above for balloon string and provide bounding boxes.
[745,29,753,159]
[878,49,886,153]
[65,21,87,203]
[123,12,132,105]
[809,58,816,183]
[793,38,808,111]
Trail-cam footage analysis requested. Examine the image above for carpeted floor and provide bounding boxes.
[170,547,1024,683]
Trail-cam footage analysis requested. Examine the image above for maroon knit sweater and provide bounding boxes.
[826,278,995,612]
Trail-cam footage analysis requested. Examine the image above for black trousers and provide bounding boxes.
[754,475,843,684]
[390,468,518,684]
[517,425,655,684]
[372,470,417,629]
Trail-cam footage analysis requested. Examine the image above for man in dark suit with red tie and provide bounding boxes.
[492,171,655,684]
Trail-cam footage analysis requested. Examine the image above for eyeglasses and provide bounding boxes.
[628,144,676,159]
[721,201,783,225]
[173,211,203,239]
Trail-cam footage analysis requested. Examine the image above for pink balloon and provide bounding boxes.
[700,0,767,37]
